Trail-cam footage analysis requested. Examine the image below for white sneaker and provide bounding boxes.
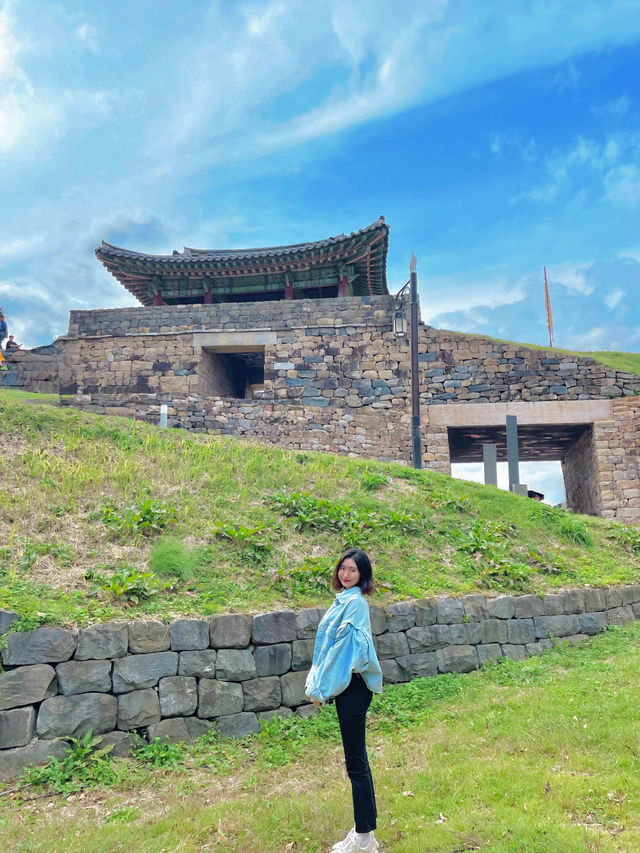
[331,828,379,853]
[331,827,356,852]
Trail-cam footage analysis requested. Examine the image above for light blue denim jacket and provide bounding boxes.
[305,586,383,704]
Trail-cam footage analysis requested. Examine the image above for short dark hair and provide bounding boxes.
[331,548,374,595]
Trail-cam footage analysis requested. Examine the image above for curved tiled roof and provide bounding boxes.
[95,218,389,305]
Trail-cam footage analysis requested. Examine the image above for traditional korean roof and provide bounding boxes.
[95,218,389,305]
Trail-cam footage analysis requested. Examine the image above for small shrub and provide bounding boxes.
[607,522,640,555]
[99,497,177,538]
[135,738,184,768]
[22,731,119,796]
[150,537,202,580]
[361,472,388,492]
[479,558,531,591]
[96,565,166,603]
[532,504,593,547]
[271,556,333,596]
[454,520,508,557]
[213,523,272,565]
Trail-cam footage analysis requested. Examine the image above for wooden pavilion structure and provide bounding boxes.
[95,218,389,306]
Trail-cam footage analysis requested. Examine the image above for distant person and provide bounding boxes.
[0,314,7,349]
[305,548,383,853]
[527,489,544,501]
[4,335,21,353]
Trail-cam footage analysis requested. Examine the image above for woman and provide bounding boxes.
[305,548,383,853]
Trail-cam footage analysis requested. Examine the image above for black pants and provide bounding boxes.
[335,674,377,833]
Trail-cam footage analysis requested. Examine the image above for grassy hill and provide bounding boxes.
[1,389,639,631]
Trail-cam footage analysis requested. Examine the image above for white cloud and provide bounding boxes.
[592,94,631,120]
[605,287,625,310]
[548,261,594,295]
[421,273,527,322]
[75,24,100,54]
[604,164,640,206]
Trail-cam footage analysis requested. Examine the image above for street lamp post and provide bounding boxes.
[394,253,422,469]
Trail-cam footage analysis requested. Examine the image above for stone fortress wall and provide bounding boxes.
[2,585,640,780]
[3,295,639,523]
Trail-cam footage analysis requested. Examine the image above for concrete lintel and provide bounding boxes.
[194,331,277,350]
[427,399,612,427]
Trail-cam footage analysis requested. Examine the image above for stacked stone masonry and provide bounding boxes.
[3,297,639,523]
[2,586,640,779]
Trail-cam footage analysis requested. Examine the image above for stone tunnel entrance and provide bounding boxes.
[428,400,614,518]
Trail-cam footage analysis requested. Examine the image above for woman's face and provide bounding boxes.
[338,557,361,590]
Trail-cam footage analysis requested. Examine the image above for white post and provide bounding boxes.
[160,404,168,428]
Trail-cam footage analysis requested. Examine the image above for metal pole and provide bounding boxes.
[506,415,520,491]
[409,257,422,469]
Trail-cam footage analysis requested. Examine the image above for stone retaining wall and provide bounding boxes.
[0,346,60,393]
[2,586,640,780]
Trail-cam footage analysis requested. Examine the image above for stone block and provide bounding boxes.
[461,595,488,622]
[622,585,640,605]
[583,589,607,612]
[513,595,544,618]
[198,680,244,718]
[254,643,292,677]
[257,707,293,722]
[178,650,217,678]
[380,658,411,683]
[56,660,112,695]
[477,644,502,665]
[543,594,564,616]
[396,652,438,678]
[215,649,257,682]
[414,598,437,626]
[295,704,320,718]
[75,622,128,660]
[449,623,482,645]
[480,620,508,645]
[2,627,77,666]
[561,590,585,615]
[280,670,309,707]
[183,716,215,740]
[406,624,450,653]
[0,664,58,710]
[375,632,410,659]
[436,645,479,673]
[487,596,515,619]
[525,642,545,657]
[292,639,315,671]
[607,606,635,626]
[147,718,191,744]
[209,614,252,649]
[501,645,527,661]
[215,712,260,738]
[437,597,464,624]
[170,619,209,651]
[100,730,145,758]
[158,676,197,717]
[368,605,388,635]
[605,588,624,608]
[242,677,281,712]
[578,612,608,635]
[295,608,326,639]
[0,706,36,749]
[507,619,536,645]
[0,739,70,782]
[112,652,178,693]
[128,619,171,653]
[37,693,117,739]
[252,611,297,644]
[0,610,19,636]
[117,689,161,730]
[386,602,416,632]
[534,615,580,639]
[561,634,589,647]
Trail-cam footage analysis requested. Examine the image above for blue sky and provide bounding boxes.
[3,1,639,502]
[2,0,640,357]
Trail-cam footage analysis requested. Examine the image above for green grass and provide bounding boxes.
[2,624,639,851]
[1,388,639,629]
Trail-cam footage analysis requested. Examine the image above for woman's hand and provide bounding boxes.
[311,699,322,708]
